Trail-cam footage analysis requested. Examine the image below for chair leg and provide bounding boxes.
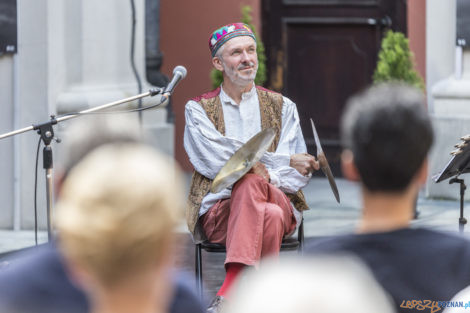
[195,244,203,299]
[298,217,304,254]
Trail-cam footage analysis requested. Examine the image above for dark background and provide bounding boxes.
[457,0,470,47]
[0,0,17,54]
[262,0,407,176]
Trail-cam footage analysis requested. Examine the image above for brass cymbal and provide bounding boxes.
[211,128,276,194]
[310,118,340,203]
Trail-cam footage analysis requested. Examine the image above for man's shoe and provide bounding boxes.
[207,295,226,313]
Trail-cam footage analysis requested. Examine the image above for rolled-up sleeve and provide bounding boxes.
[261,96,310,193]
[184,100,243,179]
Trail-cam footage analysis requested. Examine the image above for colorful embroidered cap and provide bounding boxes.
[209,23,256,57]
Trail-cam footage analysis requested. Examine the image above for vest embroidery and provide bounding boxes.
[187,86,309,235]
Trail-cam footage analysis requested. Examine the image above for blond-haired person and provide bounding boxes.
[56,143,184,313]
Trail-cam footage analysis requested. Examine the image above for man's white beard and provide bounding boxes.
[223,61,259,86]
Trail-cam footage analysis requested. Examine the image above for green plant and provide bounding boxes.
[373,30,425,91]
[210,5,267,89]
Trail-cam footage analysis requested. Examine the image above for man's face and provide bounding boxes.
[216,36,258,86]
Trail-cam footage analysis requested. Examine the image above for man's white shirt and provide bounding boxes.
[184,85,311,219]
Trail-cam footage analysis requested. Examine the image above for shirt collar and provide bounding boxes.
[220,84,257,106]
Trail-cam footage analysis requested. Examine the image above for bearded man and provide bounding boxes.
[184,23,319,313]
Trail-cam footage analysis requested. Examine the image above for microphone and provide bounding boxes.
[163,66,187,97]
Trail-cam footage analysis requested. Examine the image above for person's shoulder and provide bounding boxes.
[403,227,469,242]
[190,87,221,103]
[254,86,296,110]
[169,270,205,313]
[305,234,356,255]
[255,85,281,95]
[0,243,75,288]
[0,244,61,277]
[305,229,412,255]
[417,228,470,250]
[0,243,88,313]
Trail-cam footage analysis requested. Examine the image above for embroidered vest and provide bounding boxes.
[187,86,309,235]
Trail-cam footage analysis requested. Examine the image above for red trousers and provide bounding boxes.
[201,173,296,266]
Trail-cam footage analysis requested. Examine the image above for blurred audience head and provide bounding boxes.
[59,114,142,178]
[224,256,394,313]
[340,83,433,192]
[55,141,184,312]
[443,285,470,313]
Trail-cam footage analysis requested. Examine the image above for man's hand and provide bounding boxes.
[290,153,320,176]
[249,162,270,183]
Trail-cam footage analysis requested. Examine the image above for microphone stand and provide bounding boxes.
[0,88,166,240]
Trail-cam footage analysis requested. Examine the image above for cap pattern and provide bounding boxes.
[209,23,256,57]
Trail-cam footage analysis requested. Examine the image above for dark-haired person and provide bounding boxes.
[306,83,470,313]
[184,23,319,312]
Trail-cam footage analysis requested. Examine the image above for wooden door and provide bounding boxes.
[262,0,407,175]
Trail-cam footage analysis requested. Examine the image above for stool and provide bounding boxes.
[194,217,304,298]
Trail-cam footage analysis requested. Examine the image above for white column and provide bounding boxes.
[50,0,172,154]
[426,0,456,114]
[52,0,158,114]
[0,56,15,229]
[16,0,49,230]
[9,0,173,230]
